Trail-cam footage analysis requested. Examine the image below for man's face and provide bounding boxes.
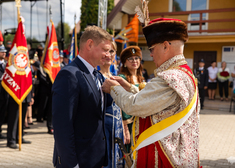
[63,57,69,64]
[0,52,6,60]
[149,43,165,68]
[90,40,111,67]
[7,41,12,48]
[199,62,205,68]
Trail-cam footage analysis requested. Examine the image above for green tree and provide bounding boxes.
[55,22,71,50]
[80,0,114,32]
[4,34,15,45]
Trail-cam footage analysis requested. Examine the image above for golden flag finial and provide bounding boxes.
[15,0,21,7]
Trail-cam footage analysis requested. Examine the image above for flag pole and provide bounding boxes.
[18,103,22,151]
[15,0,22,151]
[74,14,78,55]
[15,0,21,23]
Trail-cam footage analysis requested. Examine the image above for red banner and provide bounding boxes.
[1,20,32,104]
[0,30,3,42]
[41,20,60,83]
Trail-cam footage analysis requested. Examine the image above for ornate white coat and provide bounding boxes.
[110,55,200,167]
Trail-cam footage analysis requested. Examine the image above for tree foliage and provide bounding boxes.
[55,22,71,50]
[80,0,114,32]
[3,34,15,46]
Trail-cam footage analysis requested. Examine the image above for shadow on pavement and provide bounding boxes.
[201,159,235,168]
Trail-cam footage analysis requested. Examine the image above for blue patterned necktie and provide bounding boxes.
[93,69,100,91]
[93,69,103,111]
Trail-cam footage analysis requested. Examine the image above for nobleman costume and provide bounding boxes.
[109,14,200,168]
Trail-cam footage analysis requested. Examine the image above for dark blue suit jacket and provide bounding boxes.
[52,57,107,168]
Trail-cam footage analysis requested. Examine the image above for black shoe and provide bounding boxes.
[16,139,31,144]
[28,122,34,125]
[7,143,18,149]
[0,133,7,139]
[48,129,54,135]
[24,126,30,129]
[36,120,44,123]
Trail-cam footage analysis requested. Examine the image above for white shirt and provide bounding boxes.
[207,66,218,82]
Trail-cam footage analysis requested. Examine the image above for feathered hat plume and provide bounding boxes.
[135,0,150,27]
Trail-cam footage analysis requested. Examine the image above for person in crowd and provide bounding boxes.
[36,64,53,134]
[99,41,125,168]
[52,25,112,168]
[217,61,230,101]
[61,51,69,68]
[102,18,200,167]
[5,40,12,57]
[27,44,36,60]
[207,61,218,100]
[24,60,39,128]
[7,88,33,149]
[0,44,8,139]
[36,44,43,61]
[59,50,64,68]
[141,60,149,82]
[194,59,208,109]
[118,46,144,153]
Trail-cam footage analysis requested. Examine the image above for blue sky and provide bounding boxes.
[2,0,82,41]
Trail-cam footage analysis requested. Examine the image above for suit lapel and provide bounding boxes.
[74,57,101,102]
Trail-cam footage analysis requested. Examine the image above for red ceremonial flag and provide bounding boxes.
[1,19,32,104]
[41,20,60,83]
[0,30,3,42]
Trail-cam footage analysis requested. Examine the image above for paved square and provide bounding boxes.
[0,99,234,167]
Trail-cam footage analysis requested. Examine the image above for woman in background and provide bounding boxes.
[217,61,230,101]
[99,41,125,168]
[207,61,218,100]
[118,46,144,153]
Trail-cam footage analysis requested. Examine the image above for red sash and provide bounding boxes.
[136,64,197,168]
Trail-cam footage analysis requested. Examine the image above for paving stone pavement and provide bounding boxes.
[0,98,235,167]
[0,120,54,168]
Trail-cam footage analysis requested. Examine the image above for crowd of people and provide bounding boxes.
[194,59,232,109]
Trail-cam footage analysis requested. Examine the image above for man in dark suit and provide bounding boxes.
[0,44,8,139]
[194,59,208,109]
[52,26,113,168]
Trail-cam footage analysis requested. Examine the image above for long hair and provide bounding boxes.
[119,63,144,84]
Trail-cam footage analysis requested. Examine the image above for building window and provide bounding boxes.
[172,0,186,12]
[190,0,207,30]
[170,0,208,31]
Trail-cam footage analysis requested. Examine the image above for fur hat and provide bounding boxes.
[143,18,188,48]
[120,46,142,64]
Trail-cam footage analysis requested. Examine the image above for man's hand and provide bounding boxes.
[102,78,120,94]
[110,76,131,91]
[204,86,208,90]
